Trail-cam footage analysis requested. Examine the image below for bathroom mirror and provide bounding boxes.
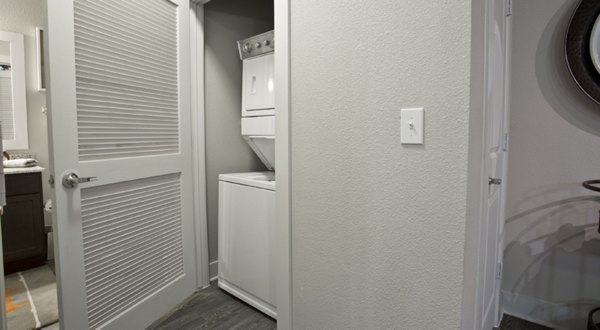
[0,31,28,150]
[565,0,600,104]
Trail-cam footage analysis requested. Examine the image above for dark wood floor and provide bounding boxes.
[148,282,276,330]
[498,314,553,330]
[142,283,557,330]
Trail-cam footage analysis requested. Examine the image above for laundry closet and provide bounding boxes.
[202,0,277,319]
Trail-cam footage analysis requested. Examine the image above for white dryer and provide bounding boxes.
[239,30,274,117]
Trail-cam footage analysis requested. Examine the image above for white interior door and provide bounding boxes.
[477,0,510,329]
[45,0,196,328]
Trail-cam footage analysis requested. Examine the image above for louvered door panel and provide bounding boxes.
[73,0,179,161]
[81,174,184,329]
[0,75,14,140]
[47,0,194,327]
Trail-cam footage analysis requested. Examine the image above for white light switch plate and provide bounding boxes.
[400,107,424,144]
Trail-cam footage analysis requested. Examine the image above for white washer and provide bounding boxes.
[218,171,276,318]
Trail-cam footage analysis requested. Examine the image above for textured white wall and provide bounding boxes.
[0,0,49,202]
[204,0,273,264]
[502,0,600,328]
[290,1,473,328]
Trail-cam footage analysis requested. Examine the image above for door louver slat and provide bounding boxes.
[74,0,179,161]
[81,173,184,329]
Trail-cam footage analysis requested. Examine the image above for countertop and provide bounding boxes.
[4,166,45,175]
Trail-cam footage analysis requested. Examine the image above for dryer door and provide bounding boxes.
[242,53,274,116]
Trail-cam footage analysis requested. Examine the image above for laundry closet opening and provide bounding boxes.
[202,0,277,317]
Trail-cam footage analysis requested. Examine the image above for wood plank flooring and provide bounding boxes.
[148,282,276,330]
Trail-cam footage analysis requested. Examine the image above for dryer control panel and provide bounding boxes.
[238,30,274,60]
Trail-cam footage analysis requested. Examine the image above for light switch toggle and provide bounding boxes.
[401,107,424,144]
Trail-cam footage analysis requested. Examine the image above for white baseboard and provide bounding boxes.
[209,260,218,282]
[501,290,596,330]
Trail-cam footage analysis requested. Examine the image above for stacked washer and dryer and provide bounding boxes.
[217,31,277,318]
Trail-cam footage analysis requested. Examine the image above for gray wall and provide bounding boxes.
[290,1,473,327]
[204,0,273,265]
[0,0,50,205]
[501,0,600,328]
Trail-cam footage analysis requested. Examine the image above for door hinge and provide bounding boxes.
[497,261,503,279]
[489,177,502,185]
[503,132,509,151]
[506,0,512,16]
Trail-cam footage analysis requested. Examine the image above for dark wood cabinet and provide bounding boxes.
[2,171,46,274]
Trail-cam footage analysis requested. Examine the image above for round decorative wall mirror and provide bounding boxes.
[566,0,600,104]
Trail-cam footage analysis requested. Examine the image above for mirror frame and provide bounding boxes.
[0,31,28,150]
[35,27,45,92]
[565,0,600,104]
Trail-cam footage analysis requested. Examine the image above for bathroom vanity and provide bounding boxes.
[2,167,46,274]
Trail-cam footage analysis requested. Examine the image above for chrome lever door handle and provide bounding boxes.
[62,172,97,189]
[488,177,502,185]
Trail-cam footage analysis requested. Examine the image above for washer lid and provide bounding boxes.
[245,136,275,171]
[219,171,275,191]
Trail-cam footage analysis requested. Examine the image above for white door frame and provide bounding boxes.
[190,0,292,327]
[0,215,5,330]
[274,0,292,327]
[0,136,6,330]
[190,0,211,290]
[462,0,512,328]
[496,1,512,322]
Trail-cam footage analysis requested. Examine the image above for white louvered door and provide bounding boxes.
[45,0,196,328]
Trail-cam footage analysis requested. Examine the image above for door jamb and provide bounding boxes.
[190,0,210,290]
[496,0,513,322]
[274,0,292,328]
[462,0,512,328]
[0,215,6,330]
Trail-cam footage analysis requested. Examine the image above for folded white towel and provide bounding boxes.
[3,158,37,168]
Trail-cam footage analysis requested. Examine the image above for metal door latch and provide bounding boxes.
[62,172,97,189]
